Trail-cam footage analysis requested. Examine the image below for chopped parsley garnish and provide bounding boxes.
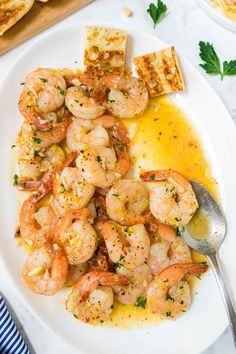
[175,217,181,222]
[11,144,16,149]
[13,174,18,186]
[123,227,130,233]
[26,104,32,109]
[149,174,155,180]
[166,294,175,302]
[114,255,125,269]
[196,275,202,280]
[180,300,184,305]
[200,261,208,266]
[135,297,146,309]
[60,182,65,193]
[39,77,48,83]
[32,136,42,144]
[96,155,102,162]
[20,82,25,85]
[147,0,168,29]
[117,140,125,150]
[153,118,159,121]
[166,311,172,317]
[112,193,119,197]
[56,86,65,95]
[199,41,236,80]
[107,99,116,103]
[179,285,183,289]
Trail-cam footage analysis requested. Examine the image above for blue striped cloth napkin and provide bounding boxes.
[0,295,30,354]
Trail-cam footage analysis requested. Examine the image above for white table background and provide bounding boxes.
[0,0,236,353]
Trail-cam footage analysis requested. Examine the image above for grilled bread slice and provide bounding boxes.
[133,47,185,97]
[0,0,35,36]
[84,26,127,78]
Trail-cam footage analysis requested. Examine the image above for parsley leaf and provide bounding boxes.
[147,0,168,29]
[135,297,146,309]
[114,255,125,269]
[13,174,18,186]
[39,77,48,83]
[223,60,236,76]
[199,41,236,80]
[32,136,42,144]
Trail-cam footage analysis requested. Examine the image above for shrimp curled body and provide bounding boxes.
[22,243,68,295]
[66,271,129,323]
[141,170,198,226]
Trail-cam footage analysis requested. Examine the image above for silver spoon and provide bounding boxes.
[182,180,236,347]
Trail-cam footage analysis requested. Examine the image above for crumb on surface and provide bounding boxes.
[122,7,133,17]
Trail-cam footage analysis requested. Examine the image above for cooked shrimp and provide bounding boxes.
[22,243,68,295]
[141,170,198,226]
[40,144,66,172]
[113,264,153,305]
[20,184,57,247]
[16,111,71,183]
[55,209,97,265]
[66,118,110,151]
[147,224,192,275]
[102,222,150,269]
[66,263,89,287]
[94,75,149,119]
[17,151,77,192]
[66,271,129,323]
[53,167,95,212]
[106,180,149,225]
[65,86,105,119]
[19,68,66,131]
[30,109,71,150]
[76,146,120,189]
[147,263,208,319]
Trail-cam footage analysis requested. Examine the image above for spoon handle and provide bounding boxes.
[208,252,236,347]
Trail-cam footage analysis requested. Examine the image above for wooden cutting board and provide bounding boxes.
[0,0,94,55]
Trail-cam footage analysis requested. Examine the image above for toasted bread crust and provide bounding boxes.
[133,47,185,97]
[0,0,35,36]
[84,26,127,78]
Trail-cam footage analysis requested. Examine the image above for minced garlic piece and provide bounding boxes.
[28,266,43,277]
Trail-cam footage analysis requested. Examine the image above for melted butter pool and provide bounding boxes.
[106,96,217,327]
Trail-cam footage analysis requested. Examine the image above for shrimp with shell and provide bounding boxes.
[102,221,150,269]
[106,179,149,225]
[65,74,104,119]
[147,223,192,275]
[22,242,68,295]
[55,209,97,265]
[94,75,149,119]
[141,170,198,226]
[147,263,208,319]
[75,115,130,189]
[113,264,153,305]
[53,167,95,213]
[66,271,129,323]
[19,68,66,131]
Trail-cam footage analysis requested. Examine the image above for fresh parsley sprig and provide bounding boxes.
[147,0,168,29]
[199,41,236,80]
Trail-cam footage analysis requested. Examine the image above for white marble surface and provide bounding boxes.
[0,0,236,353]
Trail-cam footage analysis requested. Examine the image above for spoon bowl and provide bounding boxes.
[183,180,226,255]
[182,180,236,347]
